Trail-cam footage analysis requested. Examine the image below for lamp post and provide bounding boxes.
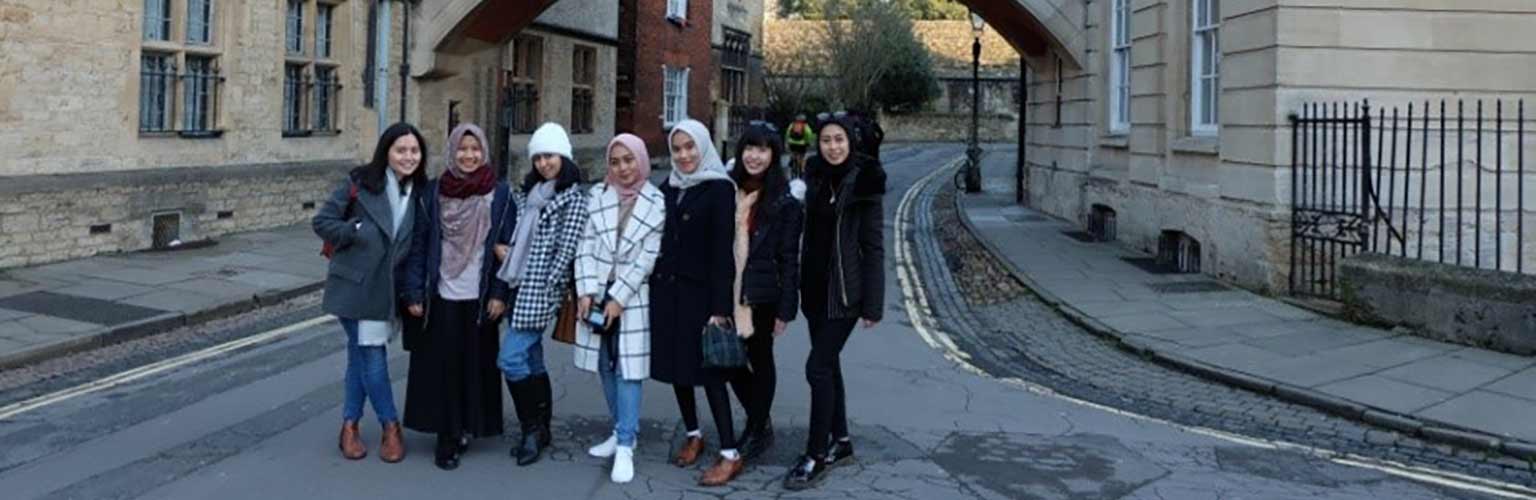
[965,11,984,193]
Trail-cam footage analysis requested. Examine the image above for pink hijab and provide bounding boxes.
[605,134,652,206]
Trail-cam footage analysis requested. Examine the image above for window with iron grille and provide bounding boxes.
[720,29,750,104]
[663,66,689,127]
[507,36,544,134]
[570,45,596,134]
[182,56,221,132]
[1190,0,1220,134]
[313,66,339,131]
[140,53,175,132]
[316,3,333,59]
[286,0,304,55]
[144,0,171,41]
[284,64,308,134]
[1109,0,1130,133]
[667,0,688,23]
[186,0,212,44]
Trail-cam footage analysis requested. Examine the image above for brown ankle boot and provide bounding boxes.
[699,456,744,486]
[673,435,705,467]
[338,421,366,460]
[379,421,406,463]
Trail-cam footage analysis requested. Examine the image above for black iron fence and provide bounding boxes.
[1290,99,1531,299]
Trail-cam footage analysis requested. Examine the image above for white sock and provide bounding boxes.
[686,430,702,438]
[721,449,740,460]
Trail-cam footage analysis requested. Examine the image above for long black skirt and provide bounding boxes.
[403,296,504,437]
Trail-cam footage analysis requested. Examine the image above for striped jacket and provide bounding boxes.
[505,185,589,332]
[572,182,665,380]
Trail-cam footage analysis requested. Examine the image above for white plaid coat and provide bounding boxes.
[572,183,665,380]
[505,186,589,332]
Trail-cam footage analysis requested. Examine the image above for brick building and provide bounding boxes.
[617,0,718,159]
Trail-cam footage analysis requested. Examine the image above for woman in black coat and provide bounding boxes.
[783,115,886,491]
[649,119,743,486]
[401,123,517,470]
[724,124,803,462]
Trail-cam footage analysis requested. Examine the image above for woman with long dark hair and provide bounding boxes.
[495,122,588,467]
[782,115,886,490]
[312,122,429,464]
[725,124,803,462]
[401,123,517,470]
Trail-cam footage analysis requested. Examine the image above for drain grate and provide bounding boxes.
[1061,231,1098,243]
[1146,281,1230,294]
[0,291,168,325]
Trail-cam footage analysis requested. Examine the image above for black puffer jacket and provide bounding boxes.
[801,153,886,322]
[739,183,806,322]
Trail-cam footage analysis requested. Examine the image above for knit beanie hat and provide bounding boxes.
[527,122,573,161]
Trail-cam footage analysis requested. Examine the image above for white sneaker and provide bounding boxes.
[589,434,618,458]
[611,446,635,483]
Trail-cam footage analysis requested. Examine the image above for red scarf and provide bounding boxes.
[440,163,496,199]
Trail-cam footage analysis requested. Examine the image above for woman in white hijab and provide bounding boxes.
[647,120,745,486]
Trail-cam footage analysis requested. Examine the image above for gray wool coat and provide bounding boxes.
[313,176,419,325]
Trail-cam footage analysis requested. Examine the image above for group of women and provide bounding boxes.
[311,113,886,490]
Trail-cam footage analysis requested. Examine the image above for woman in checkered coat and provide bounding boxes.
[571,133,665,484]
[494,122,589,467]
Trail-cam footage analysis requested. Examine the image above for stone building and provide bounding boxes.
[0,0,408,269]
[711,0,769,152]
[1020,0,1536,294]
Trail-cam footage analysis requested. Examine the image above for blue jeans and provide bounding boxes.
[599,337,643,447]
[498,327,547,381]
[341,319,398,423]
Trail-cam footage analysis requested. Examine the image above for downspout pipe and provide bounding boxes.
[375,0,391,132]
[400,0,414,123]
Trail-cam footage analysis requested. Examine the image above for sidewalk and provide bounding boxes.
[958,153,1536,456]
[0,225,325,369]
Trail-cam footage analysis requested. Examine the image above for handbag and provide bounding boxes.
[700,322,748,369]
[550,268,578,345]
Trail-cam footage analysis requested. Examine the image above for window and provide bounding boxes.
[507,35,543,134]
[286,0,304,55]
[316,3,334,59]
[186,0,212,44]
[139,53,175,132]
[1191,0,1220,134]
[139,0,224,135]
[663,66,690,127]
[720,29,750,105]
[667,0,688,23]
[570,45,597,134]
[284,1,343,136]
[143,0,171,41]
[1109,0,1130,133]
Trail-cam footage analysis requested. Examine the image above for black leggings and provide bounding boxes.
[728,306,778,434]
[804,314,857,457]
[674,382,738,450]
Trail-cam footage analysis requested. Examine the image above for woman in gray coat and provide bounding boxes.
[312,123,429,464]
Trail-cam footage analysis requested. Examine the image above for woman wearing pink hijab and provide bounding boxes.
[571,134,666,483]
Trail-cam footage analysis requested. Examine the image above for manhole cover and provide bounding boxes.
[1061,231,1098,243]
[1146,281,1230,294]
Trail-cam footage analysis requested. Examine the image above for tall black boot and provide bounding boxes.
[531,373,553,448]
[506,377,546,466]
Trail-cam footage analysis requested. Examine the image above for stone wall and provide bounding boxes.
[881,112,1017,144]
[1340,253,1536,355]
[0,161,353,268]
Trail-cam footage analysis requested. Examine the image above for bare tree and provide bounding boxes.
[823,0,929,112]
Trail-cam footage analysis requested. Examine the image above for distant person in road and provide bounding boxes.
[312,122,429,464]
[725,124,804,463]
[784,114,816,177]
[648,119,743,486]
[782,114,886,490]
[495,122,588,467]
[572,133,666,484]
[400,123,517,471]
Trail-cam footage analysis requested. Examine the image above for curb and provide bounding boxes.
[0,281,323,372]
[946,172,1536,464]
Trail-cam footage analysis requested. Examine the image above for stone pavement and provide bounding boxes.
[0,225,326,369]
[958,153,1536,460]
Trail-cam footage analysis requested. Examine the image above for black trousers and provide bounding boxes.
[674,381,738,450]
[728,305,778,435]
[804,314,857,457]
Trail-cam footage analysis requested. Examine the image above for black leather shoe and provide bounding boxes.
[739,423,775,462]
[782,454,828,491]
[825,439,855,468]
[435,434,461,471]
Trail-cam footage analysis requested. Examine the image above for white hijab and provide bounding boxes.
[666,119,732,190]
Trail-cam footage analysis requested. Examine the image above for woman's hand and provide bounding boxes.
[495,244,511,262]
[577,296,594,321]
[407,304,424,318]
[773,319,789,337]
[708,315,731,327]
[486,299,506,320]
[862,318,879,329]
[603,300,623,327]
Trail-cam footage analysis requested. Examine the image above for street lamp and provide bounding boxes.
[964,11,985,193]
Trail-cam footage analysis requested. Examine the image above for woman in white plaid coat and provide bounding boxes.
[494,123,589,467]
[572,133,665,483]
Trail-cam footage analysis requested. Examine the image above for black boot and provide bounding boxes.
[740,420,775,462]
[434,433,461,471]
[531,373,553,448]
[506,377,547,466]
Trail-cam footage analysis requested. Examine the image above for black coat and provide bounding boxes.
[740,186,804,322]
[801,154,886,322]
[401,181,518,350]
[650,179,736,386]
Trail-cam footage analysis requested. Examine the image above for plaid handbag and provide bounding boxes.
[700,322,748,369]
